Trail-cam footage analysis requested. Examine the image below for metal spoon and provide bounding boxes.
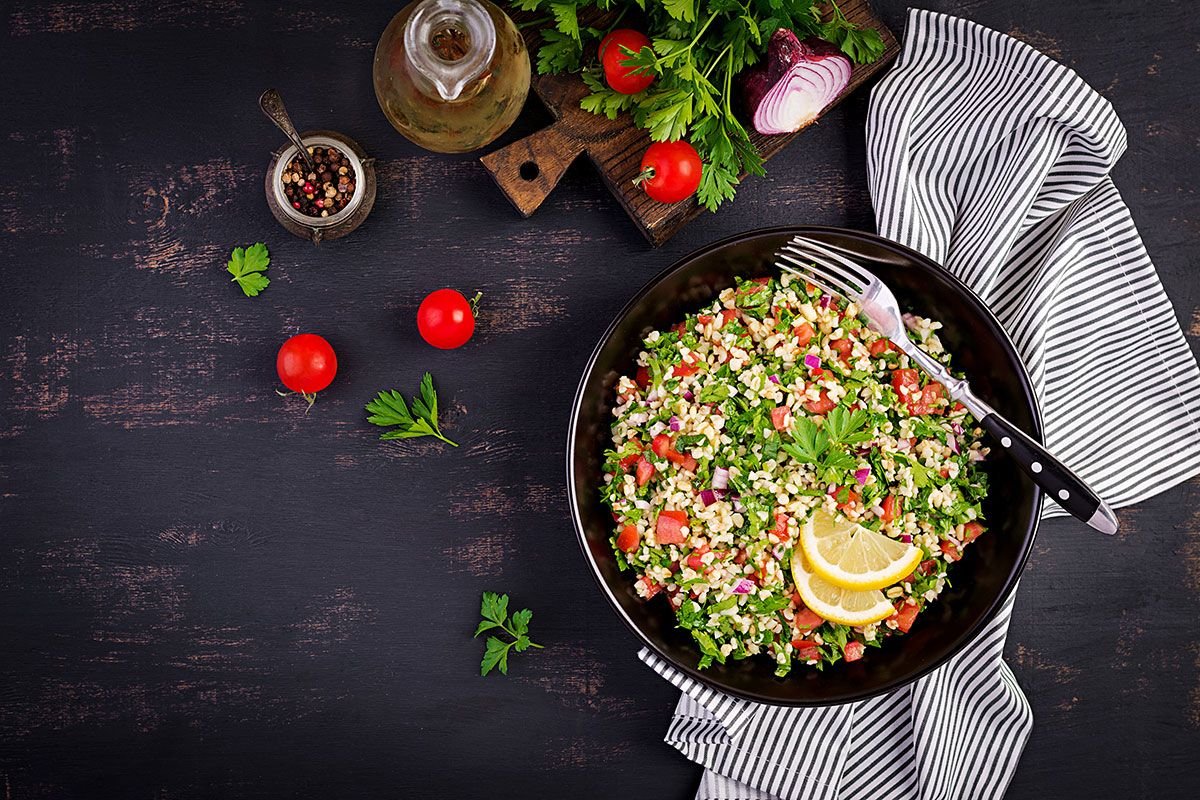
[259,89,316,175]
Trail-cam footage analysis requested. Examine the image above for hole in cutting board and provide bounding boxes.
[519,161,539,181]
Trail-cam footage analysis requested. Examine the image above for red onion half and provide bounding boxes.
[741,31,852,136]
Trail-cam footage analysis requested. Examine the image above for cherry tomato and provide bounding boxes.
[276,333,337,396]
[417,289,476,349]
[637,140,703,204]
[599,29,654,94]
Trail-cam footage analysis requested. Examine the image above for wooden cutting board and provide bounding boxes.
[481,0,899,246]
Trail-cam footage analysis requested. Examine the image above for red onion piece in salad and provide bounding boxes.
[819,294,832,310]
[804,353,821,369]
[854,467,870,486]
[669,415,681,431]
[712,466,730,490]
[699,489,718,506]
[732,578,756,594]
[741,30,852,135]
[948,435,960,455]
[768,374,780,384]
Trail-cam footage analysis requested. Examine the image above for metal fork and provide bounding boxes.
[777,235,1118,535]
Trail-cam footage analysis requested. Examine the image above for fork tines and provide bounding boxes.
[776,236,873,303]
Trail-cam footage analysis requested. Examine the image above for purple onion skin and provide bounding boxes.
[740,30,850,133]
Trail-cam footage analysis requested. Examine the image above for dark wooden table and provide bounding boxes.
[2,1,1197,797]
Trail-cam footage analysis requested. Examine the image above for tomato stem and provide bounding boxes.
[632,166,655,188]
[469,291,483,316]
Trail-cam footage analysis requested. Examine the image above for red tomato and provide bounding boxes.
[794,322,815,346]
[939,540,961,561]
[638,141,703,204]
[651,433,673,459]
[794,608,823,633]
[679,455,698,472]
[599,29,654,94]
[961,521,984,543]
[276,333,337,395]
[771,511,790,542]
[697,315,714,325]
[893,601,920,633]
[770,405,791,431]
[795,643,822,662]
[635,457,655,487]
[686,543,710,572]
[880,494,902,523]
[655,510,689,544]
[640,575,663,599]
[869,339,895,356]
[910,383,945,416]
[635,365,650,390]
[672,353,701,377]
[891,368,921,398]
[830,338,853,362]
[618,440,642,471]
[719,309,739,327]
[836,488,862,511]
[417,288,476,349]
[616,525,640,553]
[803,390,837,415]
[844,641,866,662]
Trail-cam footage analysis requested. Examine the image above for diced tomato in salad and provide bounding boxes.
[635,457,655,487]
[640,575,663,599]
[939,540,961,561]
[793,642,821,662]
[803,389,837,415]
[770,405,791,431]
[719,308,739,327]
[770,511,790,542]
[616,525,640,553]
[829,338,852,362]
[836,488,862,511]
[793,608,823,632]
[961,521,984,543]
[618,440,642,471]
[655,510,689,544]
[880,494,902,523]
[672,353,701,377]
[794,322,815,346]
[635,365,650,390]
[843,641,865,662]
[868,339,895,356]
[686,543,710,572]
[893,601,920,633]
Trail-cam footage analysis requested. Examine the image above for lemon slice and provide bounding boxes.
[790,550,896,627]
[799,508,923,591]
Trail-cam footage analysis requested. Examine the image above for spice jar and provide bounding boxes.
[373,0,530,154]
[265,131,376,244]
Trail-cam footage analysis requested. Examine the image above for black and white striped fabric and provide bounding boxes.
[639,10,1200,799]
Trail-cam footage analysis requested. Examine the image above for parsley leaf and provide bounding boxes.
[475,592,543,676]
[365,372,457,446]
[226,242,270,297]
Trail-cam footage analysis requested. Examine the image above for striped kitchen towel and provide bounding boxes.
[640,9,1200,800]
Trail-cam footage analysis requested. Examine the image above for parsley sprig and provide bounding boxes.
[517,0,886,210]
[780,403,872,481]
[365,373,457,446]
[475,592,543,676]
[226,242,270,297]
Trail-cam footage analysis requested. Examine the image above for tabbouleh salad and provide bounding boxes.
[601,274,990,675]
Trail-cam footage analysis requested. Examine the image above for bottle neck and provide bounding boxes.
[404,0,496,102]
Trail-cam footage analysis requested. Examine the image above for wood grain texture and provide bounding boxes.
[0,0,1198,798]
[485,0,900,244]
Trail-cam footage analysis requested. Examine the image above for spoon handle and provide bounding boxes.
[259,89,316,174]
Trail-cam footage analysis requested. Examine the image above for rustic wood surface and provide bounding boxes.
[1,1,1197,798]
[484,0,900,244]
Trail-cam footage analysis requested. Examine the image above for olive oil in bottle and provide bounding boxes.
[373,0,531,154]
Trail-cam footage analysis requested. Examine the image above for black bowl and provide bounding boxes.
[567,227,1043,706]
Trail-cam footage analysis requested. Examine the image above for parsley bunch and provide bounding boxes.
[514,0,886,210]
[780,402,873,482]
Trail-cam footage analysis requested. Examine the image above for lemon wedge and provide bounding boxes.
[799,508,923,591]
[790,550,896,627]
